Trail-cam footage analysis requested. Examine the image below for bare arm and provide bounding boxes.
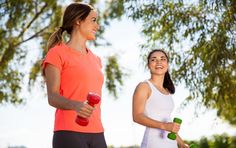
[132,82,180,133]
[44,64,94,118]
[177,134,189,148]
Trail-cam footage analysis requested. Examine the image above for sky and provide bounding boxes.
[0,4,236,148]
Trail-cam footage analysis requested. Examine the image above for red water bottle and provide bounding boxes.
[75,92,100,126]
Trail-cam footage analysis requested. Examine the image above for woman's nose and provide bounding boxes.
[156,59,161,63]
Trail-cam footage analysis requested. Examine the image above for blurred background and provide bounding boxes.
[0,0,236,147]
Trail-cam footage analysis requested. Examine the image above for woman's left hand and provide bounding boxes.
[177,134,189,148]
[178,143,189,148]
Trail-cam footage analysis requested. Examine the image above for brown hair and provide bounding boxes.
[147,49,175,94]
[47,2,94,50]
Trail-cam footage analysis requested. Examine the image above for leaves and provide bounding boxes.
[0,0,60,104]
[116,0,236,125]
[105,56,124,98]
[1,0,236,125]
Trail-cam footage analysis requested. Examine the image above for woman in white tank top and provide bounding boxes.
[132,49,189,148]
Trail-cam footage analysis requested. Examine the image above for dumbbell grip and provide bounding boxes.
[167,117,182,140]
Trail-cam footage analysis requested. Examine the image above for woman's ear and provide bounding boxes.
[75,20,80,26]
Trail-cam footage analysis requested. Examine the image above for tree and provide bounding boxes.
[0,0,61,104]
[0,0,124,105]
[199,137,210,148]
[1,0,236,126]
[103,0,236,125]
[185,133,236,147]
[212,134,231,148]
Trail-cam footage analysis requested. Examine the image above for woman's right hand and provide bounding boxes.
[75,101,94,118]
[165,122,180,133]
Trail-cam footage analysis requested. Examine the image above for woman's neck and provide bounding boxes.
[67,33,87,53]
[149,75,164,88]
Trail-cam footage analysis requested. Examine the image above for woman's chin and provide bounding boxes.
[87,35,96,40]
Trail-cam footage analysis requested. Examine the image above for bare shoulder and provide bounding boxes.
[133,82,151,105]
[134,81,151,96]
[135,81,150,90]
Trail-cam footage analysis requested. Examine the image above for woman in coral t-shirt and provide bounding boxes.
[42,2,106,148]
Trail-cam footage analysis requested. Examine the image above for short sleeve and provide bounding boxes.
[42,47,63,75]
[97,56,102,68]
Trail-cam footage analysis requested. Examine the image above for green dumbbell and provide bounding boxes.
[167,117,182,140]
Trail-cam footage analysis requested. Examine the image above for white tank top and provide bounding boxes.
[141,80,178,148]
[144,80,174,121]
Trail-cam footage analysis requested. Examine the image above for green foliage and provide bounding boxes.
[0,0,59,104]
[186,133,236,148]
[213,134,231,148]
[105,56,124,98]
[199,137,210,148]
[1,0,236,127]
[109,0,236,125]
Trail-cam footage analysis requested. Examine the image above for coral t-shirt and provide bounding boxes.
[42,43,104,133]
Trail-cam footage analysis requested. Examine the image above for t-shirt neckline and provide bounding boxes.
[62,43,90,55]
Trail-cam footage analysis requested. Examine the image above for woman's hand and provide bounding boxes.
[165,122,180,133]
[178,143,189,148]
[177,135,189,148]
[75,101,94,118]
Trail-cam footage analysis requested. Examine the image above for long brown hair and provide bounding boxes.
[147,49,175,94]
[47,2,94,50]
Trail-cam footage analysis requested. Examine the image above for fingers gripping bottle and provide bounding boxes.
[75,92,100,126]
[167,117,182,140]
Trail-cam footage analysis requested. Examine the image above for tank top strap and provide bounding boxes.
[145,80,155,92]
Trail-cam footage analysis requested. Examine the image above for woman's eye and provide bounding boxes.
[92,18,97,22]
[161,58,166,61]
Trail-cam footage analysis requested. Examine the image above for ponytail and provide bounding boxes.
[163,71,175,94]
[47,27,64,50]
[47,2,94,50]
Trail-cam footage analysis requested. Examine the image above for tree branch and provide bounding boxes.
[16,25,50,46]
[17,3,48,38]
